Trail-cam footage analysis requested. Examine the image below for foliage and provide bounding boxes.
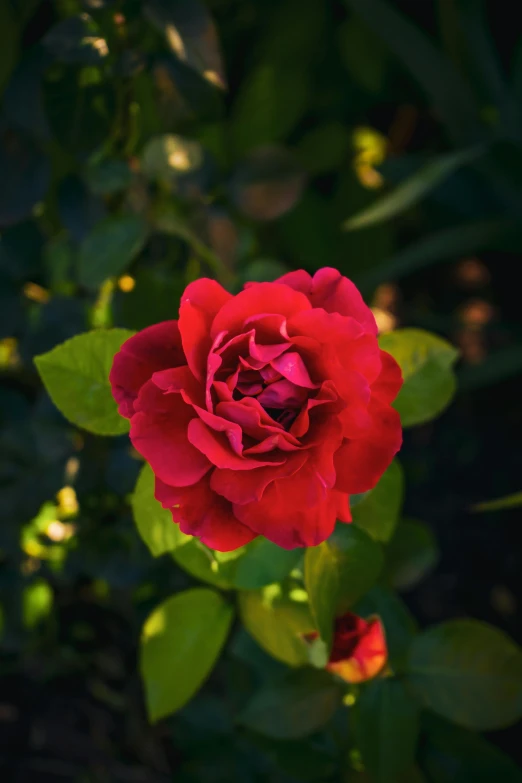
[2,0,522,780]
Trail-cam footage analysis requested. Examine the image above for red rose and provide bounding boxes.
[110,267,402,551]
[308,612,388,684]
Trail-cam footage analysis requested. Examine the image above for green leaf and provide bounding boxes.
[172,539,245,590]
[140,588,233,722]
[305,525,383,648]
[407,620,522,730]
[352,460,404,542]
[356,219,513,293]
[385,519,439,591]
[355,586,418,670]
[338,16,388,95]
[343,147,483,230]
[472,490,522,512]
[77,215,148,289]
[238,582,315,667]
[233,539,302,591]
[238,668,341,739]
[379,329,459,427]
[131,463,192,557]
[345,0,484,145]
[355,678,420,783]
[145,0,226,89]
[421,713,522,783]
[34,329,134,435]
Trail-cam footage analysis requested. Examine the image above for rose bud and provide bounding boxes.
[110,268,402,551]
[323,611,388,684]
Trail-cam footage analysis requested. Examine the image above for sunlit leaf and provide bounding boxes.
[352,460,404,543]
[239,582,315,667]
[23,579,53,629]
[34,329,135,435]
[305,525,383,648]
[379,329,459,427]
[407,620,522,730]
[131,463,191,557]
[140,588,233,721]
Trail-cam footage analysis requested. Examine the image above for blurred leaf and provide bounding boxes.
[305,525,383,648]
[231,146,306,221]
[142,133,203,181]
[357,218,512,292]
[34,328,134,435]
[239,582,315,667]
[355,678,420,783]
[44,67,116,156]
[78,214,148,289]
[456,0,521,140]
[386,519,439,591]
[343,147,483,230]
[85,158,133,195]
[339,15,388,94]
[407,620,522,730]
[0,0,18,93]
[472,490,522,513]
[233,539,302,591]
[458,344,522,390]
[355,586,418,670]
[238,668,341,739]
[238,259,289,286]
[140,587,233,721]
[43,14,109,64]
[345,0,484,145]
[3,48,51,141]
[116,268,184,331]
[57,174,107,243]
[0,125,51,228]
[132,463,192,557]
[230,64,309,156]
[23,579,53,629]
[421,713,522,783]
[352,460,404,543]
[379,329,459,427]
[278,191,337,269]
[297,123,351,175]
[145,0,226,89]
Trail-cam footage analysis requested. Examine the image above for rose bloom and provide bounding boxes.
[308,612,388,684]
[110,268,402,551]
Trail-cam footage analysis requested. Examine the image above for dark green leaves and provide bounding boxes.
[385,519,439,591]
[407,620,522,730]
[140,588,233,722]
[34,329,134,435]
[305,525,383,648]
[343,147,483,230]
[238,668,341,739]
[379,329,459,427]
[232,539,302,590]
[131,463,191,557]
[355,678,420,783]
[352,460,404,542]
[78,215,148,289]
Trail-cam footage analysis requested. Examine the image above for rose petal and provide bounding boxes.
[211,451,308,504]
[310,268,377,334]
[211,282,311,339]
[334,401,402,494]
[187,418,284,470]
[109,321,184,418]
[371,350,403,404]
[155,475,256,551]
[178,279,231,381]
[131,381,210,486]
[270,351,318,388]
[257,379,308,409]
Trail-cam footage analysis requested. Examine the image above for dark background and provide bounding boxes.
[1,0,521,780]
